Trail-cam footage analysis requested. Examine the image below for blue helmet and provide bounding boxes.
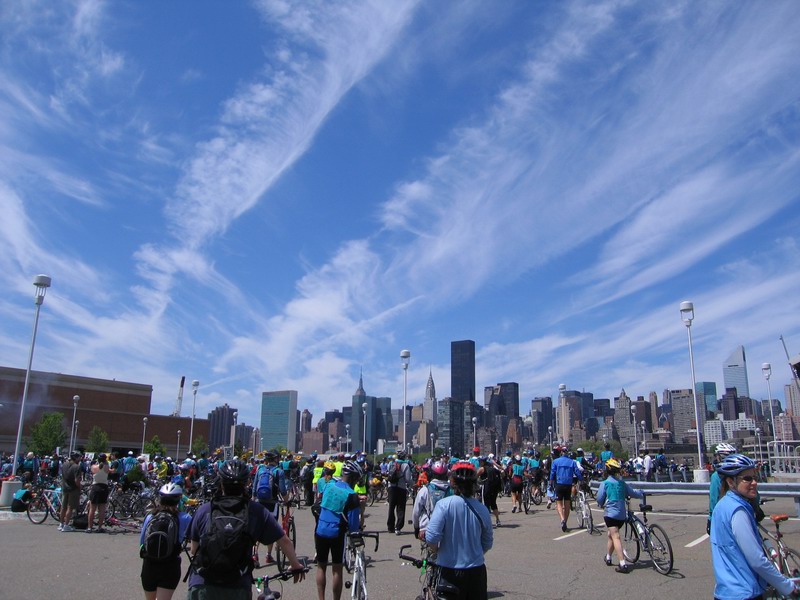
[716,454,756,478]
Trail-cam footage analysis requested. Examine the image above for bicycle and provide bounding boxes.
[254,563,310,600]
[620,498,674,574]
[531,478,544,506]
[368,477,386,506]
[760,513,800,578]
[27,486,62,524]
[275,500,298,572]
[344,531,379,600]
[399,543,459,600]
[575,488,594,533]
[521,478,532,514]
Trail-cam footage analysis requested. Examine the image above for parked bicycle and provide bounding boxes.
[254,563,310,600]
[26,486,62,524]
[575,488,594,533]
[275,499,298,572]
[344,531,379,600]
[620,499,674,574]
[761,512,800,578]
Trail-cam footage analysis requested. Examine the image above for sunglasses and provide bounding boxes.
[737,475,757,483]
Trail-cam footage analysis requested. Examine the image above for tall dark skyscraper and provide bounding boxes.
[451,340,476,404]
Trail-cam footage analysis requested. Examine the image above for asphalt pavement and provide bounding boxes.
[1,493,798,599]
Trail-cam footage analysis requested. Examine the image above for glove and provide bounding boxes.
[706,520,711,536]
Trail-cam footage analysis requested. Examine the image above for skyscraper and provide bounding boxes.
[424,369,437,425]
[696,382,718,414]
[208,404,238,450]
[723,346,750,399]
[350,372,392,453]
[260,390,298,452]
[437,397,464,455]
[451,340,476,404]
[670,388,704,446]
[531,396,553,444]
[485,382,520,419]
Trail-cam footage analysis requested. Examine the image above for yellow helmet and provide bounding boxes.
[323,461,336,472]
[605,458,622,470]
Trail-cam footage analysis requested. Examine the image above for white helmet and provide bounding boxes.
[715,443,737,455]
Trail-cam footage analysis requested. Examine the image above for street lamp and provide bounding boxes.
[400,349,410,452]
[680,301,708,482]
[231,412,238,447]
[12,274,52,477]
[189,380,199,454]
[176,430,181,457]
[141,417,148,454]
[73,420,79,452]
[632,410,639,457]
[548,426,553,448]
[495,438,499,457]
[430,433,435,452]
[69,395,80,454]
[755,428,763,464]
[558,384,567,445]
[345,424,350,453]
[362,402,368,453]
[472,416,478,449]
[641,421,647,450]
[763,362,777,441]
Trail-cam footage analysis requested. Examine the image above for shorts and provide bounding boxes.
[482,490,498,511]
[314,531,346,565]
[554,484,572,501]
[62,488,81,510]
[509,481,523,494]
[439,564,488,600]
[140,557,181,591]
[604,517,626,529]
[89,483,110,504]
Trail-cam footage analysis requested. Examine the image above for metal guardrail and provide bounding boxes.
[588,480,800,515]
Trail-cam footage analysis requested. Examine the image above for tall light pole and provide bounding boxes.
[141,417,148,454]
[400,349,410,453]
[558,384,567,445]
[763,363,777,438]
[12,274,52,476]
[680,301,707,482]
[641,420,647,451]
[548,426,553,449]
[632,408,639,457]
[495,438,499,457]
[755,428,763,464]
[430,433,435,453]
[472,416,478,449]
[231,411,238,448]
[345,424,350,453]
[69,395,79,454]
[189,380,199,455]
[176,430,181,457]
[73,420,79,452]
[362,402,368,453]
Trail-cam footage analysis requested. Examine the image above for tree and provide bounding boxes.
[27,412,67,456]
[144,435,166,456]
[190,435,207,456]
[86,426,109,453]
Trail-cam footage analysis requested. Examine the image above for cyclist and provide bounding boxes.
[600,442,613,466]
[253,451,287,565]
[708,443,752,535]
[596,458,644,573]
[710,454,799,599]
[425,461,493,600]
[187,460,304,599]
[550,446,582,532]
[468,447,481,470]
[59,451,82,532]
[86,452,111,533]
[315,459,362,600]
[507,455,525,514]
[139,483,192,600]
[386,450,413,535]
[478,456,502,527]
[412,460,451,538]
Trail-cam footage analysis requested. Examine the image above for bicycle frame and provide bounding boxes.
[345,532,379,600]
[621,499,674,575]
[760,514,800,578]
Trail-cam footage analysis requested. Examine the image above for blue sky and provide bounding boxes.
[1,1,799,432]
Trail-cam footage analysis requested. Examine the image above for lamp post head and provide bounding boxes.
[548,426,552,433]
[177,429,181,435]
[73,395,80,405]
[762,363,772,379]
[143,417,148,424]
[74,420,79,426]
[400,349,411,368]
[680,301,694,325]
[192,380,199,391]
[472,417,477,425]
[558,384,566,392]
[32,274,52,304]
[362,402,368,411]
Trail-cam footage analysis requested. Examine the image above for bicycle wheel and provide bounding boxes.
[532,486,543,506]
[646,524,673,574]
[27,494,49,524]
[583,501,594,534]
[277,518,297,572]
[523,488,530,514]
[48,494,61,520]
[369,489,377,507]
[622,521,640,563]
[780,546,800,577]
[576,499,585,529]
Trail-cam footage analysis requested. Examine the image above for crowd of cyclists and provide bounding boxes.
[2,440,798,599]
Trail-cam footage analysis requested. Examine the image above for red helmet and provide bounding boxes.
[472,446,480,454]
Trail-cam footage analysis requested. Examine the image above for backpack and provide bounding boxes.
[485,464,501,491]
[656,454,668,469]
[255,466,279,502]
[426,481,451,516]
[387,462,402,484]
[195,498,253,584]
[141,511,180,562]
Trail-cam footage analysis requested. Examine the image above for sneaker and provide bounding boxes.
[615,564,631,574]
[96,527,106,533]
[395,529,402,535]
[546,501,552,509]
[265,554,275,565]
[561,521,567,532]
[252,553,261,568]
[512,506,517,514]
[495,520,501,528]
[57,524,63,532]
[86,528,94,534]
[605,557,613,566]
[62,525,75,532]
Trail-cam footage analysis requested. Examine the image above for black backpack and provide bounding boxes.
[195,497,254,584]
[141,511,180,562]
[387,462,402,484]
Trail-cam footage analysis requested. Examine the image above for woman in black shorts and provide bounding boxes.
[139,483,192,600]
[87,453,110,532]
[596,458,644,573]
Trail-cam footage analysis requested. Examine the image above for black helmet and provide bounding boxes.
[396,450,407,460]
[218,459,250,483]
[341,460,364,480]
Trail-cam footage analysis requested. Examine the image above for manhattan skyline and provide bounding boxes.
[1,2,799,429]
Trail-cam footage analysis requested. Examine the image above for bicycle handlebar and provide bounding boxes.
[254,565,310,584]
[349,531,380,552]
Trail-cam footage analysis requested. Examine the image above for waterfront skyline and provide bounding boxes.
[1,2,799,429]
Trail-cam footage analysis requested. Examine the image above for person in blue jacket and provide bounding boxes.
[711,454,798,600]
[549,446,582,532]
[596,458,644,574]
[315,459,362,600]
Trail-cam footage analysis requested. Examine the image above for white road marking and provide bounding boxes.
[554,529,590,540]
[685,533,709,548]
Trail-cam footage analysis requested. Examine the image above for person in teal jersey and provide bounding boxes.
[508,456,526,513]
[468,447,481,470]
[708,443,764,535]
[600,443,614,466]
[596,458,644,573]
[711,454,797,599]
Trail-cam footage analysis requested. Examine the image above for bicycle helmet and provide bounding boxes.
[450,461,477,483]
[431,461,448,479]
[218,459,250,483]
[505,450,512,456]
[159,482,183,505]
[715,443,738,456]
[341,460,364,480]
[605,458,622,470]
[716,454,756,478]
[323,461,336,472]
[396,450,407,460]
